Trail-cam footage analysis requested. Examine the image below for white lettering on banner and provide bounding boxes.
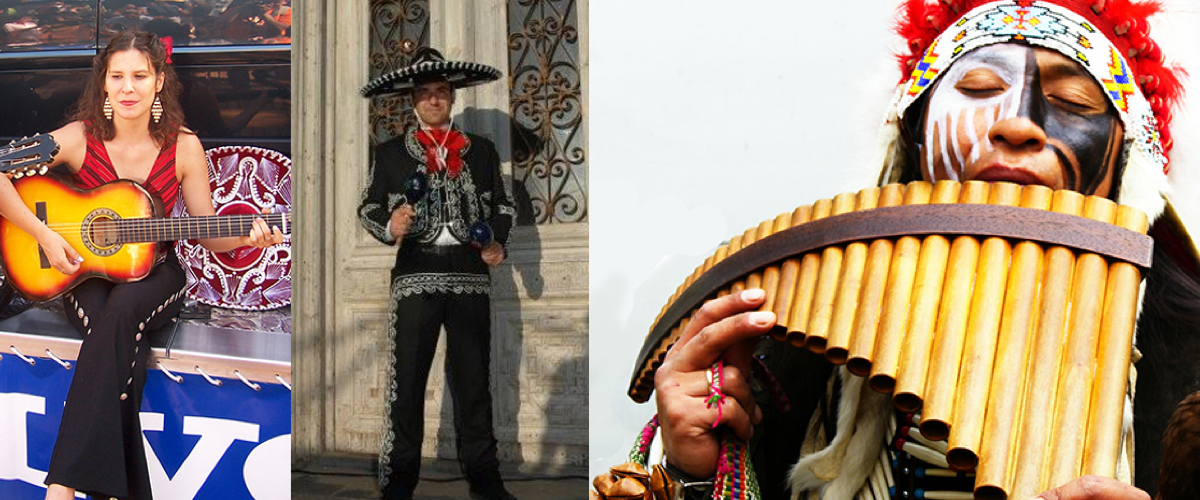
[2,391,280,500]
[0,393,47,487]
[142,413,260,499]
[243,434,290,500]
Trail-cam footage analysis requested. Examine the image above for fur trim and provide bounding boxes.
[848,62,913,193]
[1118,138,1171,222]
[787,371,862,494]
[787,368,893,499]
[1117,392,1135,484]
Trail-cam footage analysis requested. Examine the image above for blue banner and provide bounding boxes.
[0,352,290,500]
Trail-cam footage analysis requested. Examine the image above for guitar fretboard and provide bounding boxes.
[116,213,290,243]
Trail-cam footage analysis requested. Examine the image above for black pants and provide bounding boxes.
[45,257,186,500]
[379,291,501,499]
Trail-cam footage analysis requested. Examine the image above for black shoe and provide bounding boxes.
[468,482,517,500]
[379,482,415,500]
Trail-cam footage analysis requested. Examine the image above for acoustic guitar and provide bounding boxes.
[0,135,290,301]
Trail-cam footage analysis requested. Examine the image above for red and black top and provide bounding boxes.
[73,133,180,213]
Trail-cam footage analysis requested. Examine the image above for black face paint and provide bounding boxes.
[900,92,931,184]
[1014,49,1121,195]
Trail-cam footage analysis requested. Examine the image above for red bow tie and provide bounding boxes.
[415,128,467,176]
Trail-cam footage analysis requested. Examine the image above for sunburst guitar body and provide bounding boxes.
[0,175,290,301]
[1,176,163,301]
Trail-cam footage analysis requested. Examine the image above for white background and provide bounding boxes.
[587,0,1200,482]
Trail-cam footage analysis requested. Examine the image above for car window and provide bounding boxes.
[0,0,97,52]
[98,0,291,47]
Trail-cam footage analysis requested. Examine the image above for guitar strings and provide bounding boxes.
[38,213,291,232]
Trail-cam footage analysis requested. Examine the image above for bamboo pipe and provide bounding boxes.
[824,187,883,361]
[787,198,834,346]
[804,192,861,353]
[972,184,1053,500]
[1008,190,1084,500]
[893,180,961,412]
[846,183,907,376]
[771,205,814,340]
[760,211,794,316]
[945,182,1021,471]
[727,234,747,295]
[869,181,933,393]
[743,221,772,291]
[1047,196,1116,488]
[1082,205,1147,477]
[919,180,991,440]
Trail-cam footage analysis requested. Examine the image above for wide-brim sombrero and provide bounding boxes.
[360,47,501,97]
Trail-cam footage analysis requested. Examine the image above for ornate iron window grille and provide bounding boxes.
[369,0,430,145]
[507,0,587,224]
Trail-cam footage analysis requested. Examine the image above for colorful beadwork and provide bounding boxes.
[906,40,942,96]
[628,415,659,465]
[707,360,726,429]
[1102,46,1136,112]
[978,5,1069,39]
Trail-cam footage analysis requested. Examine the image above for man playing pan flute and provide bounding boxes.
[630,1,1200,499]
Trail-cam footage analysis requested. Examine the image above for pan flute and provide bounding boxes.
[628,180,1153,500]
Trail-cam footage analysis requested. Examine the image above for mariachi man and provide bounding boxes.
[602,1,1200,499]
[358,47,517,500]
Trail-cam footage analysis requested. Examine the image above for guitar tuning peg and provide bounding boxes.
[13,171,23,179]
[39,165,47,175]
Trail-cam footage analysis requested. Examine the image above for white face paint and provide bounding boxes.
[922,44,1029,182]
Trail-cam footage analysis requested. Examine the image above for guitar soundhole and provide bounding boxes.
[82,208,122,257]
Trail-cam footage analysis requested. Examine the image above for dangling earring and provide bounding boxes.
[151,95,163,124]
[103,96,113,121]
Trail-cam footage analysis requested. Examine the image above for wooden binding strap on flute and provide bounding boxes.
[626,180,1153,500]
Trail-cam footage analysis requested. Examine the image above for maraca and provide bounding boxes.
[402,171,428,206]
[468,221,494,249]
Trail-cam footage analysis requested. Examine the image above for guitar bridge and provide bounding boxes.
[36,202,49,269]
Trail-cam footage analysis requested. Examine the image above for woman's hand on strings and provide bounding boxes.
[654,289,772,479]
[35,228,82,275]
[243,208,285,248]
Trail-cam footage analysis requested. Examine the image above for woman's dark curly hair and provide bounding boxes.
[71,31,185,147]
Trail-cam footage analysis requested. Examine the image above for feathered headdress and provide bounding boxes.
[895,0,1184,158]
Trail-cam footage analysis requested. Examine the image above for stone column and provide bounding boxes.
[292,0,374,462]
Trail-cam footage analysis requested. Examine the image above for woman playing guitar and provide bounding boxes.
[0,31,284,500]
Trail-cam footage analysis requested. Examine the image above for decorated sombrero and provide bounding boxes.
[360,47,502,97]
[172,146,293,311]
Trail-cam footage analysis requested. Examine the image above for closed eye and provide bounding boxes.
[954,68,1009,98]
